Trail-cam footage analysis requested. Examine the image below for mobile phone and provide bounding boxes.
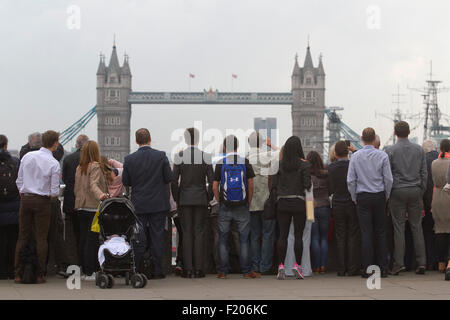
[345,140,350,147]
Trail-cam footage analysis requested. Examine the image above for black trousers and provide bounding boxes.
[436,233,450,262]
[356,192,388,272]
[77,211,99,275]
[422,212,437,266]
[134,211,167,276]
[0,224,18,279]
[62,210,80,266]
[333,201,361,274]
[180,205,208,272]
[173,214,183,268]
[276,201,306,266]
[47,199,68,274]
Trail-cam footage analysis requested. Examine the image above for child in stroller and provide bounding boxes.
[95,197,147,289]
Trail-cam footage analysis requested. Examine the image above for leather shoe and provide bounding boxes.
[415,266,426,275]
[181,270,192,278]
[381,270,388,278]
[150,274,166,280]
[194,270,205,278]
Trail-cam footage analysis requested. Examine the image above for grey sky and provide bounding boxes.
[1,0,449,153]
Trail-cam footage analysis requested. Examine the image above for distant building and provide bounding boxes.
[254,117,277,146]
[291,45,325,156]
[96,43,132,162]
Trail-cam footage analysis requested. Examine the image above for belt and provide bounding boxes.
[21,193,51,199]
[277,195,305,201]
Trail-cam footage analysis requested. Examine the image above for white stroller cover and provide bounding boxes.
[98,236,131,267]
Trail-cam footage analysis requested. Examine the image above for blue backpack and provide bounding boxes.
[220,156,247,206]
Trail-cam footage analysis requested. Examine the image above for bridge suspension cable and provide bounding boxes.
[60,106,97,146]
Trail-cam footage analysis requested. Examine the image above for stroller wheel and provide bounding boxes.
[97,274,109,289]
[107,274,114,288]
[131,274,145,289]
[141,274,148,288]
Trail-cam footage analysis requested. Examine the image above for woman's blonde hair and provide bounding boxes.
[100,156,114,185]
[329,143,337,163]
[79,140,101,175]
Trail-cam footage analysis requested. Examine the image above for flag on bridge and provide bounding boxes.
[189,73,195,78]
[232,74,237,79]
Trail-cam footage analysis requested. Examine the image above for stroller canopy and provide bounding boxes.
[98,197,139,239]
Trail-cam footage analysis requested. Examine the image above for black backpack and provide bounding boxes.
[0,159,18,201]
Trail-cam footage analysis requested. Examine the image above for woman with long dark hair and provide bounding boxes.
[271,136,311,280]
[306,151,331,274]
[431,139,450,280]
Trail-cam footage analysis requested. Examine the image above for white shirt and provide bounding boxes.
[16,147,61,197]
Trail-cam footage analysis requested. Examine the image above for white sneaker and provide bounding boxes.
[83,273,96,281]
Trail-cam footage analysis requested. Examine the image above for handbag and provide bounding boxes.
[90,205,101,233]
[305,186,314,222]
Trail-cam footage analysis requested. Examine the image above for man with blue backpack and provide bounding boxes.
[212,135,257,279]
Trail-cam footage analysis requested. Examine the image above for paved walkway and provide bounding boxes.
[0,272,448,300]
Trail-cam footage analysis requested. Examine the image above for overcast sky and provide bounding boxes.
[1,0,450,154]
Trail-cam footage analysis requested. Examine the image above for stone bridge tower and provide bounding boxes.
[96,43,132,161]
[291,45,325,156]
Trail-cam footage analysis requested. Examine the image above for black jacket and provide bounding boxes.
[171,147,214,206]
[62,149,81,213]
[271,160,311,198]
[20,142,64,161]
[19,143,39,160]
[122,146,173,214]
[328,159,352,205]
[0,150,20,226]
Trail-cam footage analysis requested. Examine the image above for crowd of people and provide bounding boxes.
[0,119,449,285]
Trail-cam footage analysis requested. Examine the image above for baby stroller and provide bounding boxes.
[95,197,147,289]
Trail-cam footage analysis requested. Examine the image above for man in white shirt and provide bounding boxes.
[14,130,61,284]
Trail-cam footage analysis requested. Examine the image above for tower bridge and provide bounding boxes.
[95,43,326,161]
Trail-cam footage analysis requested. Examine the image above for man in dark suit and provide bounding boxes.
[61,134,89,268]
[123,128,173,279]
[171,128,214,278]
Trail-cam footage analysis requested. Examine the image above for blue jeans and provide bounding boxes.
[249,211,276,273]
[218,204,251,274]
[311,206,331,269]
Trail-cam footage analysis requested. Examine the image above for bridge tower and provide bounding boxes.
[96,43,132,161]
[291,44,325,156]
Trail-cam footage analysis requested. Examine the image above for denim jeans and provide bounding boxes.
[249,211,276,273]
[311,206,331,269]
[218,204,251,274]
